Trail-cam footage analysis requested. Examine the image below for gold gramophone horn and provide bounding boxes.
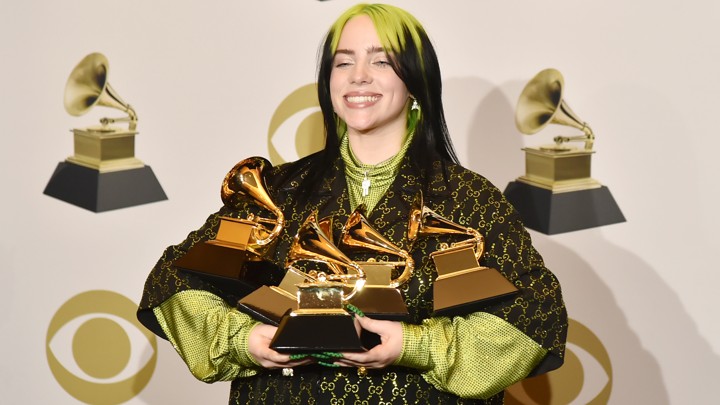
[286,212,365,300]
[64,52,138,131]
[515,68,594,150]
[408,191,485,260]
[317,215,335,244]
[340,205,414,288]
[221,156,285,246]
[317,215,346,275]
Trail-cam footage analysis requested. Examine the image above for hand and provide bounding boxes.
[335,315,403,370]
[247,324,313,369]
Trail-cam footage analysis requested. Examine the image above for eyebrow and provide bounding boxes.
[334,46,386,56]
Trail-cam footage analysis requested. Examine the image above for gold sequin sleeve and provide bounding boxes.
[394,311,547,399]
[153,289,262,382]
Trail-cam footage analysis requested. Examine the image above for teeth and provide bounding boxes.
[347,95,379,103]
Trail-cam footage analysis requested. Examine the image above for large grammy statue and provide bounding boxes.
[504,68,625,234]
[43,52,167,212]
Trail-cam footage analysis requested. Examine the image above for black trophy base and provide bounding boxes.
[432,267,518,317]
[174,241,251,280]
[44,161,167,212]
[503,181,625,235]
[178,267,259,304]
[237,286,298,326]
[349,287,410,321]
[172,242,260,302]
[270,313,365,353]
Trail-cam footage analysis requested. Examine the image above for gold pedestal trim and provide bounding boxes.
[68,127,144,172]
[66,156,145,172]
[520,147,601,193]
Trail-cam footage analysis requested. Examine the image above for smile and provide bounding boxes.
[346,95,380,104]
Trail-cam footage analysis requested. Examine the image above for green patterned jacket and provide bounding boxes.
[138,152,567,404]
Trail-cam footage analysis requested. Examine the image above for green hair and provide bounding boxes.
[328,4,425,67]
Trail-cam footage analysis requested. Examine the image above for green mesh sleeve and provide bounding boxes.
[154,290,262,382]
[394,312,547,399]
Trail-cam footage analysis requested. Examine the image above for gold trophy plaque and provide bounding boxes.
[504,68,625,234]
[173,157,284,285]
[269,213,367,353]
[409,192,518,316]
[44,52,166,212]
[339,206,413,321]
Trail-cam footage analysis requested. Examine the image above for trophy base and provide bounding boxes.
[174,241,251,280]
[43,161,167,212]
[177,257,281,303]
[178,268,260,301]
[433,267,518,317]
[349,286,410,321]
[237,286,298,326]
[503,180,625,235]
[270,312,365,353]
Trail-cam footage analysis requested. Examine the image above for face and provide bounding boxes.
[330,15,411,138]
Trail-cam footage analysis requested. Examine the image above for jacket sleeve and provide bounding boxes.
[393,312,546,399]
[153,289,262,382]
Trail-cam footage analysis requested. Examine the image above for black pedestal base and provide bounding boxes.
[503,181,625,235]
[237,286,298,326]
[43,162,167,212]
[270,312,365,353]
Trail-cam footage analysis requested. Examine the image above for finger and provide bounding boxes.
[281,358,315,368]
[338,351,366,363]
[336,352,379,368]
[355,314,377,332]
[255,324,279,339]
[334,359,382,370]
[264,356,315,369]
[267,350,295,365]
[332,358,363,367]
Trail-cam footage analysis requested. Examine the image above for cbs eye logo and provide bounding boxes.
[506,319,612,405]
[46,290,157,404]
[267,83,325,165]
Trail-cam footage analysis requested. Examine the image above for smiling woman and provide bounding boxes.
[137,3,567,404]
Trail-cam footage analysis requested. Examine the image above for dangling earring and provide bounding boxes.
[411,98,420,111]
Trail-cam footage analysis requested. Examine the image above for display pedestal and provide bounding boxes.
[44,161,167,212]
[504,181,625,235]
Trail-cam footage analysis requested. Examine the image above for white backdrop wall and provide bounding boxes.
[2,1,718,404]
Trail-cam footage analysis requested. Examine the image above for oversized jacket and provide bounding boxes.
[137,151,568,404]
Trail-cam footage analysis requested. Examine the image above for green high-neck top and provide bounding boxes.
[339,132,413,213]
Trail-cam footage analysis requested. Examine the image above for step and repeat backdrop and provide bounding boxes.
[2,1,718,404]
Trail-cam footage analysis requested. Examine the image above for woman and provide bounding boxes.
[138,4,567,404]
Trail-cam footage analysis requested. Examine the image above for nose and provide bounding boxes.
[351,63,372,85]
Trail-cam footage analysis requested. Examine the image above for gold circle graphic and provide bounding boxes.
[267,83,325,165]
[46,290,157,404]
[73,317,131,379]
